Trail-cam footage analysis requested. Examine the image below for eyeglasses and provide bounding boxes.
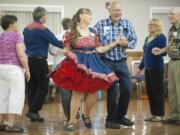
[112,9,121,12]
[148,24,157,26]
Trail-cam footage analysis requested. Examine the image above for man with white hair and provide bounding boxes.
[152,7,180,125]
[95,1,137,128]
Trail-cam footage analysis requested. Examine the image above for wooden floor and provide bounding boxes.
[1,99,180,135]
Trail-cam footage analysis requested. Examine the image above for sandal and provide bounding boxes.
[81,114,92,128]
[65,123,75,131]
[75,108,81,119]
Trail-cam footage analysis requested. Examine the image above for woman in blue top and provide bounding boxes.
[137,19,167,122]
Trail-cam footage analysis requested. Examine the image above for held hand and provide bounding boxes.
[25,70,31,82]
[63,48,71,55]
[136,69,142,76]
[152,47,163,55]
[116,37,128,47]
[115,37,121,45]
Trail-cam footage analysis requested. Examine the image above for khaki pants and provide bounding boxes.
[168,60,180,120]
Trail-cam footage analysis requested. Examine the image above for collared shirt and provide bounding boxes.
[94,17,137,61]
[168,23,180,59]
[23,21,63,58]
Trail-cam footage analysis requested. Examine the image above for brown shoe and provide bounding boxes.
[5,125,24,132]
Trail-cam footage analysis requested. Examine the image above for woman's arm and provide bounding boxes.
[16,43,30,81]
[95,37,123,53]
[152,35,168,56]
[152,46,168,56]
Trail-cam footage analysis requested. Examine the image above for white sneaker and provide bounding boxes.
[151,116,163,122]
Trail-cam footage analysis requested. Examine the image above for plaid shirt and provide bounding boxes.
[94,17,137,61]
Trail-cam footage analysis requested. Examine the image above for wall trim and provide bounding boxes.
[0,4,64,18]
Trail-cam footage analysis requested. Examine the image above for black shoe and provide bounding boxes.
[105,121,120,129]
[162,118,177,124]
[81,114,92,128]
[5,125,24,133]
[174,120,180,125]
[116,117,134,126]
[27,112,44,122]
[0,124,6,131]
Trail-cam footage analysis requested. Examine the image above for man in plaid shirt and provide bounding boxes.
[95,1,137,129]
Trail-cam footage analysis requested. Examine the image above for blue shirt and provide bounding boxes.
[94,17,137,61]
[23,21,63,58]
[139,33,167,70]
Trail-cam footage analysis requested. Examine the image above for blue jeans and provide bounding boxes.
[102,58,132,122]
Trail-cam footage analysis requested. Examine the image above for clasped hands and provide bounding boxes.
[115,37,128,47]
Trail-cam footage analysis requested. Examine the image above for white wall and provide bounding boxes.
[0,0,179,51]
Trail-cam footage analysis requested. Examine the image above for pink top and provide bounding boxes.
[0,32,23,67]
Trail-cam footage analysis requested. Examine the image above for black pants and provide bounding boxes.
[27,58,49,113]
[102,58,132,122]
[145,69,165,116]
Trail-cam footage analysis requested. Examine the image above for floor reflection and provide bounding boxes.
[1,99,179,135]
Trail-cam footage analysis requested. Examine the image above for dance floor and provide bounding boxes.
[1,99,180,135]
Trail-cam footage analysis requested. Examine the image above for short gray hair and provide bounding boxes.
[110,1,122,9]
[33,6,47,21]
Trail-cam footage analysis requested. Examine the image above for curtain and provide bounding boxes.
[1,11,62,35]
[0,10,62,64]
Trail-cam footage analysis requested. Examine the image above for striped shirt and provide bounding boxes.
[95,17,137,61]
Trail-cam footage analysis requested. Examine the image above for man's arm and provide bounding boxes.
[126,21,137,49]
[43,28,64,49]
